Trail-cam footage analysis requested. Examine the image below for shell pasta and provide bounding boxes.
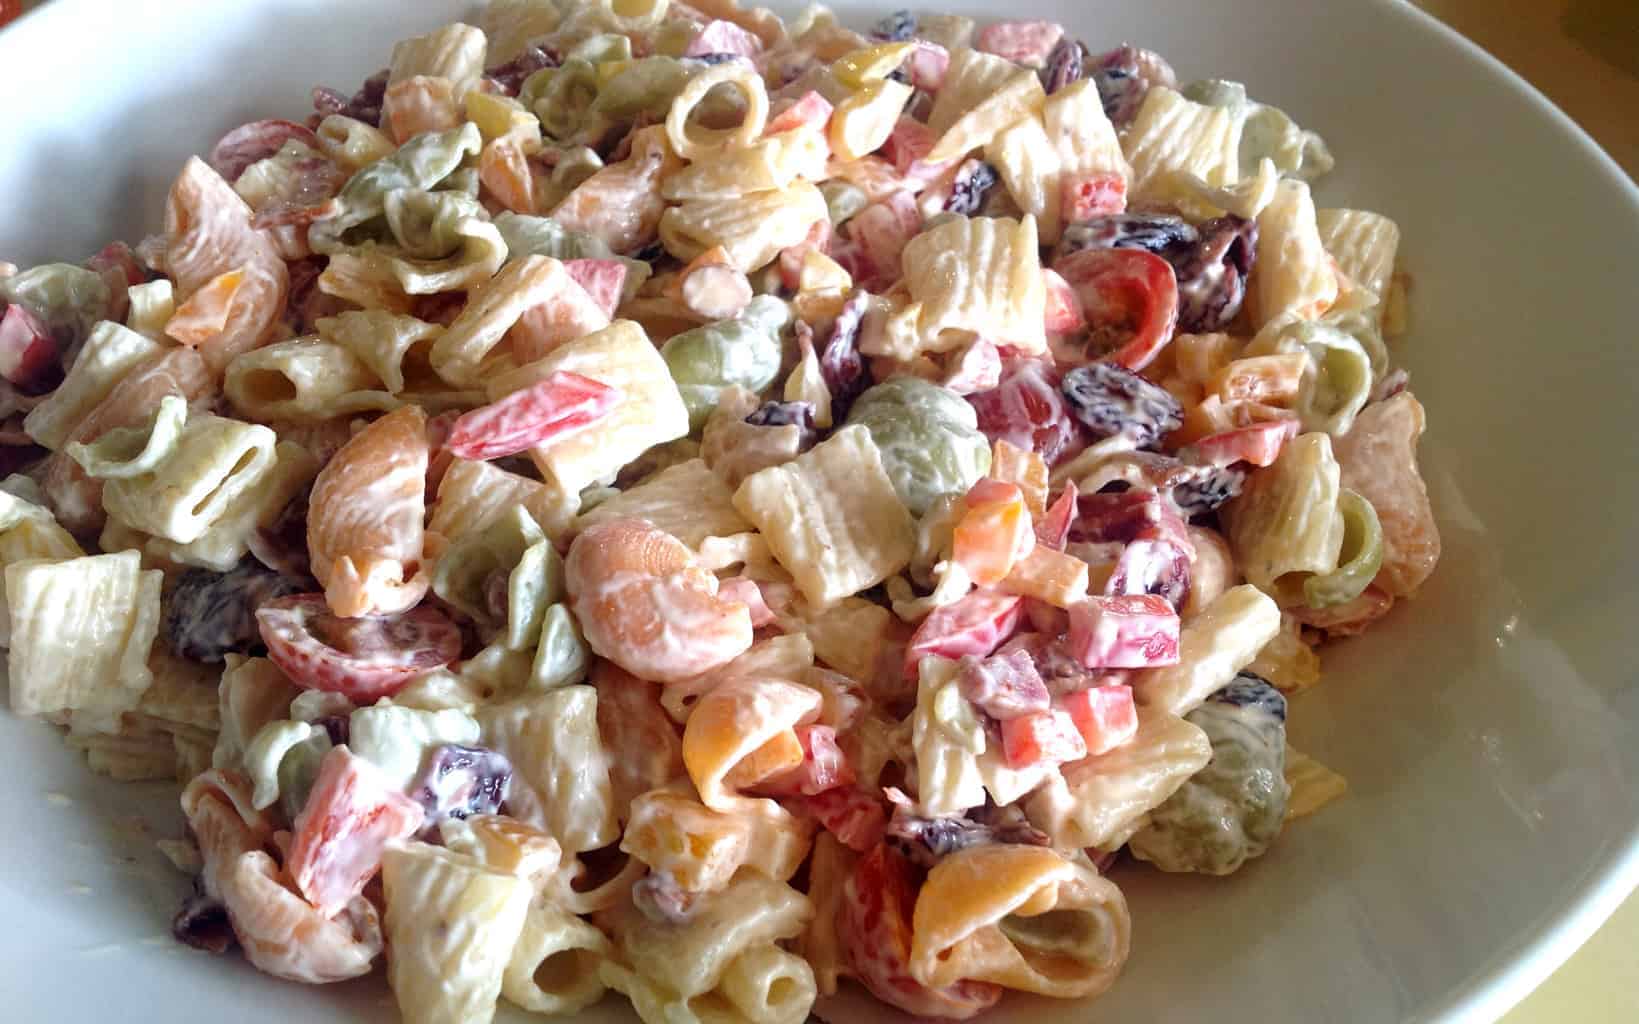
[1,5,1440,1024]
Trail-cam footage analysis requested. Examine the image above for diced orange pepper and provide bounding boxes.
[722,730,805,789]
[999,545,1089,608]
[953,480,1033,586]
[988,440,1048,518]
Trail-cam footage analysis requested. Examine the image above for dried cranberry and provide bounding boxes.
[313,68,388,128]
[944,160,998,216]
[817,290,873,416]
[164,561,307,663]
[484,45,557,96]
[1056,213,1197,259]
[870,9,917,41]
[967,358,1085,467]
[1060,362,1182,448]
[410,743,512,831]
[1042,36,1088,94]
[1167,215,1258,333]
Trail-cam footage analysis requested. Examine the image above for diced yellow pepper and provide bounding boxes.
[830,43,914,88]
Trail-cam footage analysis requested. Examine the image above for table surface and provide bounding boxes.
[4,0,1637,1020]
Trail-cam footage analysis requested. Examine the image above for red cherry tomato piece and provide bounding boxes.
[1054,246,1179,371]
[445,370,619,462]
[842,844,1003,1018]
[904,589,1022,679]
[256,594,462,701]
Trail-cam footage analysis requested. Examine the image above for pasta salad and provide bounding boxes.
[0,1,1440,1022]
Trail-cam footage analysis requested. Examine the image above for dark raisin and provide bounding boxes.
[1056,213,1198,258]
[870,9,917,41]
[483,45,558,96]
[314,714,350,747]
[410,743,513,831]
[172,889,235,954]
[886,67,911,85]
[631,240,666,264]
[1171,463,1247,517]
[1167,214,1258,333]
[683,53,752,69]
[1209,672,1288,721]
[944,160,998,216]
[1060,362,1182,448]
[249,482,313,578]
[1090,45,1160,128]
[164,561,306,663]
[746,400,816,430]
[884,809,1050,869]
[1042,36,1088,94]
[816,289,873,416]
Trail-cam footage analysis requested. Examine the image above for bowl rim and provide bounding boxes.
[2,0,1637,1022]
[1357,5,1639,1020]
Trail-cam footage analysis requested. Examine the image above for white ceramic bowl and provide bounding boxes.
[3,1,1638,1021]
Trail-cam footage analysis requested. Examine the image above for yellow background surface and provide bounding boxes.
[5,0,1637,1019]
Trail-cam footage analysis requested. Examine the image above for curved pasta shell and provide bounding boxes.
[221,850,383,983]
[913,846,1131,999]
[683,675,822,810]
[565,518,752,684]
[162,157,289,377]
[308,405,429,617]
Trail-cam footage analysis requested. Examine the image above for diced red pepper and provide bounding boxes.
[903,590,1023,678]
[1034,482,1077,551]
[445,370,619,461]
[1067,593,1180,668]
[1186,418,1302,468]
[684,19,764,58]
[975,20,1065,67]
[765,90,834,137]
[287,746,424,917]
[905,41,950,92]
[1000,708,1086,769]
[0,303,58,390]
[562,259,627,319]
[785,785,887,852]
[1061,683,1138,755]
[1062,171,1128,223]
[755,724,854,797]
